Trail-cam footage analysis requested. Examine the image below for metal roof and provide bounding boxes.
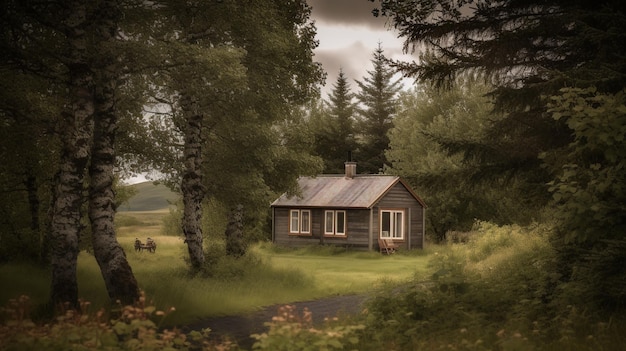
[271,175,405,209]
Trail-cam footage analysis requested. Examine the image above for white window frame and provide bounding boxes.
[380,209,404,239]
[290,209,311,234]
[325,210,346,236]
[324,210,334,235]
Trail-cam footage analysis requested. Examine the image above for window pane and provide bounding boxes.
[336,211,345,235]
[301,211,310,233]
[394,212,403,238]
[381,211,391,237]
[290,210,299,233]
[325,211,334,233]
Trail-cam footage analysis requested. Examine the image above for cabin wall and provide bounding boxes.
[273,208,371,250]
[272,182,425,251]
[374,183,425,250]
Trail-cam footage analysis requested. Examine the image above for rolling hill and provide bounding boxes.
[118,181,180,212]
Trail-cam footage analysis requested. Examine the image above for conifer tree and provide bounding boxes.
[312,69,357,173]
[355,44,402,174]
[375,0,626,309]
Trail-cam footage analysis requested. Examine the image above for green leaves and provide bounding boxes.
[544,87,626,308]
[386,76,530,241]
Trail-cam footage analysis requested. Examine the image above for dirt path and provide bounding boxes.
[182,294,369,349]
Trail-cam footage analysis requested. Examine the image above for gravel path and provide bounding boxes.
[182,294,369,349]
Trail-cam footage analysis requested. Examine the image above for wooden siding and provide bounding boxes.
[273,208,371,249]
[273,181,425,251]
[374,183,425,250]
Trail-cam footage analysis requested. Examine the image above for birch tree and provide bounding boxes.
[88,0,140,304]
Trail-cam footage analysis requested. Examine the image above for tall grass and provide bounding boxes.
[0,263,50,308]
[352,222,626,350]
[1,211,431,327]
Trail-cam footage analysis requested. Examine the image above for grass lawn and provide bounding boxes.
[1,210,431,326]
[263,250,429,294]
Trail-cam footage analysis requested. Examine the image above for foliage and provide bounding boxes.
[251,305,364,351]
[311,69,358,173]
[161,204,184,237]
[387,77,537,242]
[375,0,626,325]
[375,0,626,218]
[354,44,403,173]
[357,222,625,350]
[544,87,626,310]
[545,88,626,244]
[0,69,58,264]
[0,293,236,351]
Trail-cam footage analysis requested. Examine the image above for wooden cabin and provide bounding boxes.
[270,162,426,251]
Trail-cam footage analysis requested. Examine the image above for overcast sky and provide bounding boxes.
[307,0,417,97]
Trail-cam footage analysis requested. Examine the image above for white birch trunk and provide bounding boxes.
[49,1,92,309]
[181,96,206,269]
[89,43,140,304]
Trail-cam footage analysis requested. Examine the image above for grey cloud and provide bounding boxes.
[314,42,374,96]
[308,0,389,30]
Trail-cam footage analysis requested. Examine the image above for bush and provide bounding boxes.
[251,305,364,351]
[357,222,626,350]
[161,206,183,237]
[465,220,519,262]
[0,292,237,351]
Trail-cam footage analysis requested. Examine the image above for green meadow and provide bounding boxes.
[1,208,430,326]
[2,211,624,350]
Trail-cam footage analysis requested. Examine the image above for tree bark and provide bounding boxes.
[181,95,206,270]
[225,204,246,257]
[88,2,140,302]
[89,94,140,305]
[49,1,92,309]
[85,0,139,305]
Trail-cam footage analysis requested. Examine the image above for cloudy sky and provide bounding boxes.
[307,0,418,97]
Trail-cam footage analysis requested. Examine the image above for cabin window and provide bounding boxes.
[324,210,346,236]
[380,210,404,239]
[290,209,311,234]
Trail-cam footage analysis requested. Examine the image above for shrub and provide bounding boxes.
[465,220,519,262]
[161,206,183,237]
[0,293,235,351]
[251,305,364,351]
[358,222,626,350]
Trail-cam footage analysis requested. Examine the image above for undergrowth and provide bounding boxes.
[352,222,625,350]
[0,292,234,351]
[3,222,624,350]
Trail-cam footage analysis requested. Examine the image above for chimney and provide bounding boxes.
[344,161,357,179]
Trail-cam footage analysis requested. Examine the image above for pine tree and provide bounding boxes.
[355,44,402,174]
[375,0,626,309]
[312,69,357,173]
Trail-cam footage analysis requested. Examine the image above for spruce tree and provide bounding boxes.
[312,69,358,173]
[355,44,402,174]
[375,0,626,310]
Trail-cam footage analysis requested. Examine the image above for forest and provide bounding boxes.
[1,0,625,350]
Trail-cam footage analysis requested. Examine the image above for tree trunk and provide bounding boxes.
[225,204,246,257]
[89,100,139,305]
[181,96,205,270]
[89,10,140,303]
[49,2,93,309]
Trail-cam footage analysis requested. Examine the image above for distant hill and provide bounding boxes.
[118,181,180,212]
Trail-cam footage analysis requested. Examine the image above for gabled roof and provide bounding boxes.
[271,175,426,209]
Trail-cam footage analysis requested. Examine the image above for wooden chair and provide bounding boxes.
[378,238,397,255]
